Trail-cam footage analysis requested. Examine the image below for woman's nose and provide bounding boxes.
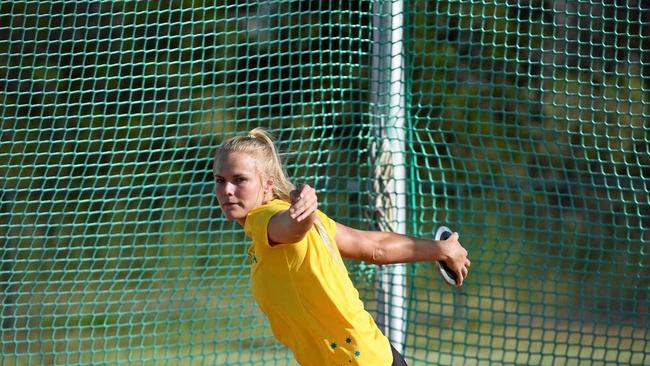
[224,182,236,195]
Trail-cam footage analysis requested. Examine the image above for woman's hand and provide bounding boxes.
[438,232,471,287]
[289,184,318,222]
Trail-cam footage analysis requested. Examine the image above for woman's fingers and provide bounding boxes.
[456,264,470,287]
[442,232,470,287]
[289,184,318,221]
[291,196,308,219]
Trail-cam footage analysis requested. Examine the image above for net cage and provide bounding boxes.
[1,1,648,365]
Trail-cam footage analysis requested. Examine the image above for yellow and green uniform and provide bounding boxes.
[244,199,392,366]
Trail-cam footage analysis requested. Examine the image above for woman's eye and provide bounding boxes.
[235,177,247,183]
[215,178,225,184]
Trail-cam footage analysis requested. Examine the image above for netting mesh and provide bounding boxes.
[1,1,648,365]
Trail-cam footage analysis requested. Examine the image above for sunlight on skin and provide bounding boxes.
[213,151,273,226]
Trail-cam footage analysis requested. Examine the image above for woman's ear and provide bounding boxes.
[264,176,274,193]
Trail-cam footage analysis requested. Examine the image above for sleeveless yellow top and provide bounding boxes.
[244,199,392,366]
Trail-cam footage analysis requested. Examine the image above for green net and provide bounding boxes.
[1,1,648,365]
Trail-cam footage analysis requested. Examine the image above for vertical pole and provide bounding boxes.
[371,0,407,354]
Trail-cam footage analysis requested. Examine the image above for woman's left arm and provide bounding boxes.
[335,222,471,286]
[267,184,318,245]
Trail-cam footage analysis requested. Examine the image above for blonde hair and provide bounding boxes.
[214,128,295,201]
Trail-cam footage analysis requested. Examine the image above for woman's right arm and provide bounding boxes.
[335,223,471,287]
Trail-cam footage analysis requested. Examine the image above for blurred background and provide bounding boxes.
[1,1,648,365]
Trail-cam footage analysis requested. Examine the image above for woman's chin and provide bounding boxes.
[222,212,238,221]
[222,209,244,222]
[220,204,251,222]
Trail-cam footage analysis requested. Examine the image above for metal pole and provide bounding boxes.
[371,0,407,353]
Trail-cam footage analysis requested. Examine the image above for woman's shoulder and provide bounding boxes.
[247,199,290,220]
[261,199,290,210]
[244,199,290,237]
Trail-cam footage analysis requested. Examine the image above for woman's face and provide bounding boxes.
[213,151,272,225]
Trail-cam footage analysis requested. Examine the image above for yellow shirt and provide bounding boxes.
[244,199,392,366]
